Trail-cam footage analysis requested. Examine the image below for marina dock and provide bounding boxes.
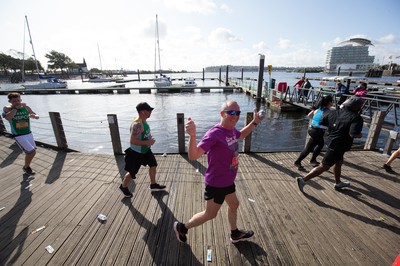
[0,135,399,265]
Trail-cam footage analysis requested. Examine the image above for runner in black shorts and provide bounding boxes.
[296,96,364,193]
[119,102,166,198]
[204,184,236,204]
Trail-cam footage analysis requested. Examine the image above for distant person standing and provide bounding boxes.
[119,102,166,198]
[296,96,364,192]
[294,77,305,97]
[301,78,312,102]
[294,95,333,170]
[353,82,368,98]
[336,81,349,105]
[2,92,39,175]
[173,100,263,244]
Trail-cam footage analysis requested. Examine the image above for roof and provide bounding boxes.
[338,38,374,47]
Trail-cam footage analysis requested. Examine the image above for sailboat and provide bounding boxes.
[154,14,172,88]
[22,15,67,90]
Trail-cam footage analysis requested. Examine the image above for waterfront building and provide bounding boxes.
[324,38,375,74]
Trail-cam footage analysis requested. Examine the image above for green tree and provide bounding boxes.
[45,50,76,74]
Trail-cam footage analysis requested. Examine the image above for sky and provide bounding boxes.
[0,0,399,72]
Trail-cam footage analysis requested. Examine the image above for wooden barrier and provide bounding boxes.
[107,114,123,155]
[177,113,185,153]
[364,111,386,150]
[243,112,253,152]
[49,112,68,150]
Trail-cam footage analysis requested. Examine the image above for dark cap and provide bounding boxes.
[342,96,363,112]
[136,102,154,112]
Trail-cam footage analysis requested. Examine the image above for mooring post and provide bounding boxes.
[49,112,68,150]
[137,69,140,81]
[256,54,265,102]
[383,130,398,155]
[241,68,244,80]
[219,67,222,82]
[107,114,123,155]
[364,111,386,150]
[202,68,205,81]
[243,112,253,153]
[225,65,229,85]
[177,113,185,153]
[0,115,6,135]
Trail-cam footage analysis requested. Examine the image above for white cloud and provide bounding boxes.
[278,38,291,49]
[220,3,233,13]
[377,34,397,44]
[252,41,268,51]
[208,27,241,44]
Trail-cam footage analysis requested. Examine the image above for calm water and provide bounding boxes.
[1,71,395,154]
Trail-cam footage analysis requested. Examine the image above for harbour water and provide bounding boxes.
[0,71,396,154]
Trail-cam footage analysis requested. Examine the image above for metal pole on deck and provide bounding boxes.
[256,54,265,102]
[241,68,244,80]
[243,112,253,153]
[219,67,222,83]
[137,69,141,81]
[202,68,205,81]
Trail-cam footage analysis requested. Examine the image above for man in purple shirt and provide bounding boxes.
[173,100,263,244]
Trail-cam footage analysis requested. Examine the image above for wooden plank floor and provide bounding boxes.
[0,135,399,265]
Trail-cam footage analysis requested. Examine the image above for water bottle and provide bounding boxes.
[258,109,266,120]
[97,213,107,224]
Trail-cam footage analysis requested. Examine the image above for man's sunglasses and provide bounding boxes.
[224,110,241,116]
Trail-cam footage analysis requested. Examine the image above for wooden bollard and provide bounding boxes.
[243,112,253,153]
[0,115,7,135]
[107,114,123,155]
[49,112,68,150]
[177,113,185,154]
[364,111,386,150]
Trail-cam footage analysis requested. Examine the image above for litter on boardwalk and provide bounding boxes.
[372,217,385,221]
[97,213,107,223]
[162,153,167,157]
[248,198,255,202]
[45,245,54,253]
[31,226,46,234]
[0,207,5,211]
[207,245,212,262]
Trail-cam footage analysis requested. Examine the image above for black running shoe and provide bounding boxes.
[150,183,166,191]
[119,184,133,198]
[230,229,254,243]
[173,221,187,243]
[383,164,394,173]
[23,166,36,175]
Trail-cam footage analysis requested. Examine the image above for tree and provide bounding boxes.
[45,50,76,74]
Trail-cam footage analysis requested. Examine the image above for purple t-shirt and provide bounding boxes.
[198,124,241,187]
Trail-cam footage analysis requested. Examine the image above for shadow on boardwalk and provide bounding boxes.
[0,135,399,265]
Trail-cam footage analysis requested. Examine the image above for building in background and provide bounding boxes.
[325,38,375,75]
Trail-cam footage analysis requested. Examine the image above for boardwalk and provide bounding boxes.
[0,135,399,265]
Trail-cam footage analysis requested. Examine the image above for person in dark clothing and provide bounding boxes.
[336,81,349,105]
[294,95,333,170]
[296,96,364,192]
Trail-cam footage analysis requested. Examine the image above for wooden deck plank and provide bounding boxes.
[0,135,399,265]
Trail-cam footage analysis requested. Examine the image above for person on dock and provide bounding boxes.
[383,146,400,173]
[173,100,264,244]
[119,102,166,198]
[294,77,305,101]
[296,96,364,193]
[353,82,368,98]
[2,92,39,175]
[336,81,349,105]
[294,95,333,170]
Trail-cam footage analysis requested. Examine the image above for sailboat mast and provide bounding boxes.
[25,15,40,76]
[22,17,26,82]
[97,43,103,71]
[156,14,162,74]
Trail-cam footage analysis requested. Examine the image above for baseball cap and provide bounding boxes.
[136,102,154,112]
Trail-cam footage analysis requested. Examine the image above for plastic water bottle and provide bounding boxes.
[258,109,266,120]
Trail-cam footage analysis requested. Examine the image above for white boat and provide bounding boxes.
[23,77,67,89]
[21,16,67,90]
[154,14,171,88]
[182,77,197,87]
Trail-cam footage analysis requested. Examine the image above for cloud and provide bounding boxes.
[278,38,291,49]
[377,34,397,44]
[164,0,217,14]
[208,27,241,44]
[220,3,233,13]
[252,41,268,51]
